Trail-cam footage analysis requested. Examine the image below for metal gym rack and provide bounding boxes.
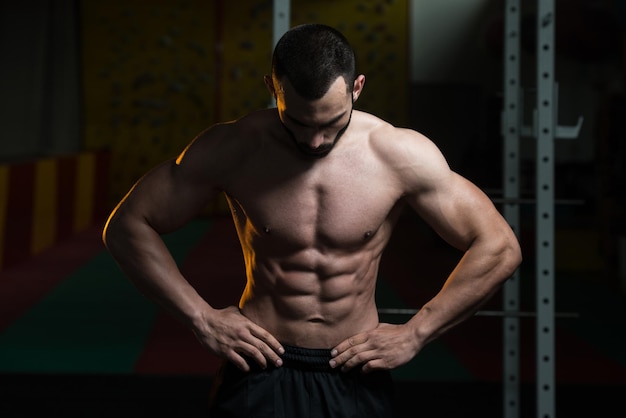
[501,1,582,417]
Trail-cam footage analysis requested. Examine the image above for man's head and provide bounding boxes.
[265,24,365,158]
[269,23,356,100]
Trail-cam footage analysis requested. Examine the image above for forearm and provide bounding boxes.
[408,237,521,347]
[103,213,211,329]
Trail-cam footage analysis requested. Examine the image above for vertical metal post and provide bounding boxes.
[502,1,521,417]
[272,0,290,49]
[270,0,290,107]
[536,0,556,417]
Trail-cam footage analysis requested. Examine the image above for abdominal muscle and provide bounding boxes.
[239,250,382,349]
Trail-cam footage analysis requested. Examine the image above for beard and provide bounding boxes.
[283,111,352,159]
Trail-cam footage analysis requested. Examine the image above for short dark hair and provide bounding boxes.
[271,24,356,100]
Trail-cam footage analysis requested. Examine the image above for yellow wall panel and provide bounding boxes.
[81,0,217,203]
[291,0,409,126]
[81,0,409,206]
[220,1,273,121]
[32,160,57,254]
[219,0,409,126]
[74,153,96,232]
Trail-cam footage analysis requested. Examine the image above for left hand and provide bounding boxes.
[329,323,421,373]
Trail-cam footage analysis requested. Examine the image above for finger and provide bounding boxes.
[248,339,284,368]
[329,333,369,367]
[330,342,370,370]
[227,350,251,372]
[331,334,368,358]
[236,341,272,370]
[249,328,285,367]
[360,358,387,373]
[339,349,378,372]
[250,327,285,356]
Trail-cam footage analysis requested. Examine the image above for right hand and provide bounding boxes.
[192,305,284,371]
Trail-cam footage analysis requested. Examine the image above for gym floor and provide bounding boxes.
[1,213,624,417]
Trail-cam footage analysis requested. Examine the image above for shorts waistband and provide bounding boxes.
[281,344,334,372]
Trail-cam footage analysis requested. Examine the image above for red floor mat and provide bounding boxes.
[134,217,245,375]
[0,224,106,332]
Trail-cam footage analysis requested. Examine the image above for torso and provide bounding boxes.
[216,109,407,348]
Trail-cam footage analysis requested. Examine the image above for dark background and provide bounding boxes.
[1,0,625,417]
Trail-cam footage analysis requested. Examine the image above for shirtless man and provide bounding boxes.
[103,24,522,417]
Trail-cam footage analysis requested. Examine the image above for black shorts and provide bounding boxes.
[208,344,396,418]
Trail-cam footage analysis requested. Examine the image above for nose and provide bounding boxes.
[302,129,326,149]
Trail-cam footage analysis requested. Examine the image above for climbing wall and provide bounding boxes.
[81,0,217,204]
[291,0,409,126]
[218,0,409,124]
[81,0,408,207]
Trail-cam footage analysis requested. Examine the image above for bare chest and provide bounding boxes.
[224,153,403,250]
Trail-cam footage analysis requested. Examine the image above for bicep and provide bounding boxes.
[388,131,505,251]
[108,125,237,237]
[406,172,505,252]
[110,156,220,236]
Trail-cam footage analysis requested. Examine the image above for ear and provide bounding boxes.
[352,74,365,102]
[264,75,277,99]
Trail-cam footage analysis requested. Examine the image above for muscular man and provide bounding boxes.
[103,24,522,417]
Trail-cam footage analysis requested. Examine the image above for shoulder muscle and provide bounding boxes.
[370,125,453,195]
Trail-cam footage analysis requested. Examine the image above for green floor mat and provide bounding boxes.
[0,220,211,374]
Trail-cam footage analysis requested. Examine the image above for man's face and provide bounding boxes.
[272,76,354,159]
